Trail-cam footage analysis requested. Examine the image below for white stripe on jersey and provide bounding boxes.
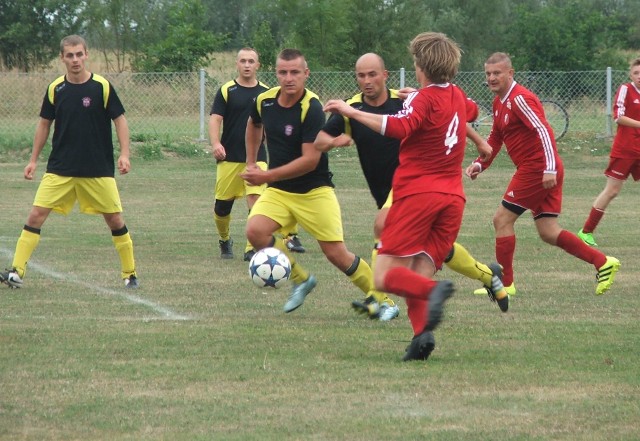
[615,84,628,120]
[514,94,556,172]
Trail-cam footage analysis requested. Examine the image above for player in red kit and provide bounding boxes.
[466,52,620,298]
[578,57,640,246]
[324,32,478,362]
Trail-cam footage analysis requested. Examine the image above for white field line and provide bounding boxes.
[0,247,192,321]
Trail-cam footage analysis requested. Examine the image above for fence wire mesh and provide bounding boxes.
[1,69,629,145]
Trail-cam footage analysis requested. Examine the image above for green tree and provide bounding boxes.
[0,0,83,71]
[133,0,227,72]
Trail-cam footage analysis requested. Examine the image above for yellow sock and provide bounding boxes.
[271,237,308,284]
[344,256,375,296]
[112,231,136,279]
[445,242,493,286]
[12,228,41,278]
[214,213,231,241]
[245,240,254,253]
[368,242,395,306]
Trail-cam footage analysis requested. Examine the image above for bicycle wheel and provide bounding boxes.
[541,100,569,141]
[471,103,493,138]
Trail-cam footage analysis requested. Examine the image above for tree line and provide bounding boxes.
[1,0,638,73]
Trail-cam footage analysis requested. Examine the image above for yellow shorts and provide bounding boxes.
[33,173,123,215]
[215,161,267,200]
[249,186,344,242]
[382,190,393,209]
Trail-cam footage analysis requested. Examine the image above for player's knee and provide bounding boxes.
[214,199,234,217]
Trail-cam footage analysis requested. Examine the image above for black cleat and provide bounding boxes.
[285,234,305,253]
[219,239,234,259]
[403,331,436,361]
[424,280,455,332]
[243,249,256,262]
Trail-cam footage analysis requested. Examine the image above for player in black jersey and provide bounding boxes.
[209,48,305,261]
[241,49,378,313]
[1,35,138,289]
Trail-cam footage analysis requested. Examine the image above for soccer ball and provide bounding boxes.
[248,247,291,289]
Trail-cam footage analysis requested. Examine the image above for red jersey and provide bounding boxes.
[480,82,561,175]
[382,83,474,201]
[612,82,640,159]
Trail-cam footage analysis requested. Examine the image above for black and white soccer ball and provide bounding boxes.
[248,247,291,289]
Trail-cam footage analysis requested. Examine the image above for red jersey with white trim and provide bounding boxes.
[382,83,474,201]
[480,82,561,174]
[612,82,640,159]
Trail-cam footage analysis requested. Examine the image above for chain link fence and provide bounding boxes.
[1,69,629,147]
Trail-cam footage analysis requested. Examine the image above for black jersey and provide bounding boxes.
[40,73,125,178]
[252,87,333,194]
[211,79,269,163]
[322,89,402,208]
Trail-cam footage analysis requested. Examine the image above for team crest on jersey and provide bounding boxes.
[504,114,509,124]
[82,97,92,107]
[506,100,512,110]
[634,99,640,104]
[284,125,293,136]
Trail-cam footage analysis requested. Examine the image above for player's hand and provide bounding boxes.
[397,87,417,100]
[240,166,269,186]
[332,133,354,148]
[117,155,131,175]
[24,162,37,180]
[323,99,352,116]
[542,172,557,189]
[212,142,226,161]
[465,162,482,180]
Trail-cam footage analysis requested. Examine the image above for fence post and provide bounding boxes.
[400,68,405,89]
[606,67,612,137]
[199,68,206,141]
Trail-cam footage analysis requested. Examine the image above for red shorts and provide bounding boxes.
[378,192,464,269]
[503,166,564,218]
[604,157,640,181]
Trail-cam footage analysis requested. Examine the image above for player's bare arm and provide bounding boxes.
[313,130,353,152]
[466,124,492,161]
[24,118,53,180]
[615,115,640,128]
[208,113,226,160]
[324,100,384,134]
[245,116,262,167]
[114,115,131,175]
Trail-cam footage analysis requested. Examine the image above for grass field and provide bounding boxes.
[0,148,638,440]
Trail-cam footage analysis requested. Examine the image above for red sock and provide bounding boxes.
[556,230,606,268]
[383,267,437,336]
[406,298,428,336]
[582,207,604,234]
[496,235,516,286]
[382,266,437,300]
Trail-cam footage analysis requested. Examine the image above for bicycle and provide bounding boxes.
[471,100,569,141]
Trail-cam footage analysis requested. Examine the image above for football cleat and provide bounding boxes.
[578,229,598,247]
[474,282,516,297]
[284,274,317,312]
[403,331,436,361]
[595,256,620,295]
[351,295,381,318]
[424,280,454,332]
[379,303,400,322]
[486,263,509,312]
[124,275,139,288]
[243,249,256,262]
[285,234,306,253]
[219,239,234,259]
[0,268,23,289]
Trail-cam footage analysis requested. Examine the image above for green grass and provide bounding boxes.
[0,148,638,440]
